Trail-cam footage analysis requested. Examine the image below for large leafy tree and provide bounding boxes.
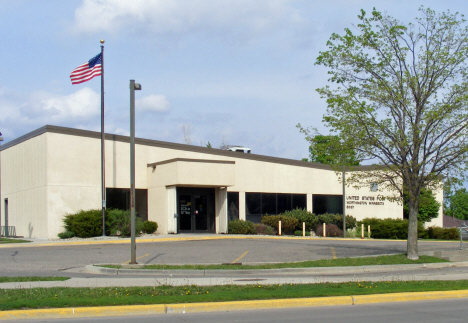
[315,8,468,259]
[296,131,360,166]
[403,187,440,223]
[446,188,468,220]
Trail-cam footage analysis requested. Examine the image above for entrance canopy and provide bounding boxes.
[148,158,235,187]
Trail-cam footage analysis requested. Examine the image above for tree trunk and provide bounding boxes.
[407,200,419,260]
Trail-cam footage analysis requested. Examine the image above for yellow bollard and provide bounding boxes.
[323,223,326,237]
[368,225,371,239]
[279,220,282,236]
[361,223,364,239]
[303,222,305,237]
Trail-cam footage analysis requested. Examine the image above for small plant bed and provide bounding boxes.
[1,280,468,311]
[0,238,31,244]
[0,277,70,283]
[100,254,448,270]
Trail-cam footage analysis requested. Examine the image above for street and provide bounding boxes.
[2,298,467,323]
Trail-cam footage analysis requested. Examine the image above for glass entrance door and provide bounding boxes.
[177,188,215,233]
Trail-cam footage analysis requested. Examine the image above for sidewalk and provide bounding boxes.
[2,261,468,289]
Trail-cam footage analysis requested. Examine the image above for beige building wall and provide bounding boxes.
[1,125,444,238]
[1,133,48,238]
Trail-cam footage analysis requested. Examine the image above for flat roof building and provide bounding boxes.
[0,125,442,239]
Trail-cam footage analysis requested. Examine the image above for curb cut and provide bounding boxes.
[1,290,468,320]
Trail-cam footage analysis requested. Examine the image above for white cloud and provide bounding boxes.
[136,94,170,112]
[27,87,100,122]
[72,0,302,39]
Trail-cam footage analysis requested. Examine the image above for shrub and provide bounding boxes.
[426,226,459,240]
[317,213,357,230]
[358,218,426,240]
[57,231,75,239]
[254,223,277,235]
[281,208,318,231]
[294,230,311,236]
[228,219,256,234]
[261,215,299,232]
[142,221,158,234]
[315,223,343,237]
[106,209,144,237]
[63,209,106,238]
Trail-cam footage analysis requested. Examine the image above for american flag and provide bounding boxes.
[70,53,102,84]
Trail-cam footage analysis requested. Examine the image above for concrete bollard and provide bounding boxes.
[361,223,364,239]
[323,223,326,237]
[303,222,305,237]
[279,220,282,236]
[368,225,371,239]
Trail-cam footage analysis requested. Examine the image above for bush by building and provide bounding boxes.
[228,219,256,234]
[142,221,158,234]
[280,208,318,231]
[426,226,459,240]
[315,223,343,237]
[317,213,357,230]
[261,215,299,233]
[59,209,154,239]
[62,209,107,238]
[358,218,427,240]
[254,223,277,235]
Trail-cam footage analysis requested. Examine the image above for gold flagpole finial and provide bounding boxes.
[100,39,105,44]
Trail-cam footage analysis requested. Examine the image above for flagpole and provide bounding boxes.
[100,39,106,236]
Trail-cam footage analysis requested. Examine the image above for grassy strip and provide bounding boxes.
[0,277,70,283]
[1,280,468,311]
[102,254,448,270]
[0,238,31,244]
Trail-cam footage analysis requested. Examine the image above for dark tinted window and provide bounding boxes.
[227,192,239,221]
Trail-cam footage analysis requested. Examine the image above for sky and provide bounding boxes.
[2,0,468,162]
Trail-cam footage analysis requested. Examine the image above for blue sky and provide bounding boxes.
[2,0,468,161]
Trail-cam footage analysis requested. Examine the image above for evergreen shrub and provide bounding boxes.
[63,209,106,238]
[228,219,256,234]
[358,218,427,239]
[261,215,299,232]
[142,221,158,234]
[426,226,459,240]
[281,208,318,231]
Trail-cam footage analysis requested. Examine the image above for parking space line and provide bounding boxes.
[231,251,249,264]
[330,247,337,259]
[121,253,150,265]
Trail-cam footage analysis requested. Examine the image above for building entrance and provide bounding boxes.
[177,187,215,233]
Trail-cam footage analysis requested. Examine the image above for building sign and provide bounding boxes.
[346,195,385,209]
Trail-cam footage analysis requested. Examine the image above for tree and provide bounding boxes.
[446,188,468,220]
[403,187,440,223]
[315,7,468,259]
[296,130,360,166]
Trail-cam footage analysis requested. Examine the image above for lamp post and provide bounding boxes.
[129,80,141,264]
[0,132,3,239]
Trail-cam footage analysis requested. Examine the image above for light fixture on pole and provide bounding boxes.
[129,80,141,264]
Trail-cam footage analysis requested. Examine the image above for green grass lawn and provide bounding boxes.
[0,238,31,244]
[1,280,467,311]
[0,277,69,283]
[102,254,448,270]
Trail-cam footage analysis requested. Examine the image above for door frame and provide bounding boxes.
[177,187,215,233]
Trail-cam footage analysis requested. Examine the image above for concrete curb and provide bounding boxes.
[3,234,450,249]
[1,290,468,320]
[87,261,468,276]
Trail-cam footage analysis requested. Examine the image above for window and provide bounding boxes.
[106,188,148,221]
[245,192,307,223]
[227,192,239,221]
[312,194,343,215]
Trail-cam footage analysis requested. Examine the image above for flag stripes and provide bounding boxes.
[70,53,102,84]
